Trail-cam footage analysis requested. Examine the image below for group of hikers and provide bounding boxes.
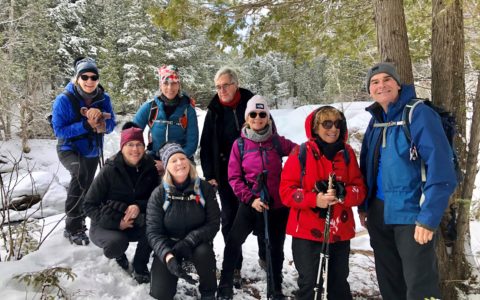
[51,58,457,300]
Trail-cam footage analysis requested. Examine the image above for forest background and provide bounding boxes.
[0,0,479,299]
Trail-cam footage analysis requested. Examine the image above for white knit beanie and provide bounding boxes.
[244,95,270,121]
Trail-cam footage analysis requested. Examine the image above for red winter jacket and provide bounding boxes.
[279,108,366,243]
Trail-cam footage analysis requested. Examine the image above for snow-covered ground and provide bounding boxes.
[0,103,478,299]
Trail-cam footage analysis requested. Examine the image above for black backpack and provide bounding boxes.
[401,98,460,181]
[47,91,82,131]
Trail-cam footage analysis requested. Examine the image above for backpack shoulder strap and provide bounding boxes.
[402,98,425,142]
[63,91,82,122]
[272,134,284,157]
[298,143,307,184]
[147,100,158,128]
[236,137,245,162]
[194,177,205,207]
[162,181,171,211]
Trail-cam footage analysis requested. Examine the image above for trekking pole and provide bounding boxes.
[314,173,334,300]
[96,133,105,168]
[257,170,275,299]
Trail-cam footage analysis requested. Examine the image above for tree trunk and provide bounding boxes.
[431,0,472,298]
[463,74,480,201]
[373,0,413,84]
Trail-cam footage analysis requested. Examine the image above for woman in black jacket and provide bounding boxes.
[146,143,220,300]
[83,123,159,284]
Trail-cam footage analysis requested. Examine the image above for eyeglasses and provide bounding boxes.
[321,119,343,130]
[80,74,99,81]
[215,82,235,91]
[249,111,268,119]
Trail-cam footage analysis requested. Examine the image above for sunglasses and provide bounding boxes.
[80,74,99,81]
[249,111,268,119]
[321,119,343,130]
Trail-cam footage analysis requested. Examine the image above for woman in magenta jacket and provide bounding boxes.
[216,95,296,300]
[280,106,366,300]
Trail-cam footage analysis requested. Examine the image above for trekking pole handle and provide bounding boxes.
[80,107,112,119]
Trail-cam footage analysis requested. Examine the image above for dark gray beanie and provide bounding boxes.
[74,57,99,79]
[158,143,185,166]
[365,62,401,94]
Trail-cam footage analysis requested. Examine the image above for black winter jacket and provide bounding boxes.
[83,152,159,230]
[200,88,254,182]
[146,178,220,262]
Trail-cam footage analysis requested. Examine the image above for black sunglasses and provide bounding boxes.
[321,119,343,130]
[249,111,268,119]
[80,74,99,81]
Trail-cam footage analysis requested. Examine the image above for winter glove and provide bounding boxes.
[166,257,197,284]
[172,239,194,260]
[314,180,329,193]
[133,213,145,227]
[334,181,346,202]
[313,180,329,218]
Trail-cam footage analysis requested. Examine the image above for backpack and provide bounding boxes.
[146,96,195,151]
[162,177,205,211]
[47,91,82,131]
[401,98,460,181]
[147,96,196,129]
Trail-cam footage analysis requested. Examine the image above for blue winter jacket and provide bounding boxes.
[52,82,116,158]
[360,84,457,229]
[133,94,199,159]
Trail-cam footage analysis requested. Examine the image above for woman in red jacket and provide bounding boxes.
[280,106,366,300]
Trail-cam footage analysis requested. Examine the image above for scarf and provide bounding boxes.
[75,85,98,104]
[219,90,241,108]
[242,124,272,143]
[315,137,345,161]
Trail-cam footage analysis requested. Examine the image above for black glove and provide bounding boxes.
[166,257,197,284]
[334,181,346,202]
[133,213,145,227]
[172,239,194,260]
[315,180,329,193]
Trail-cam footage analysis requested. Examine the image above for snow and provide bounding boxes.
[0,103,478,299]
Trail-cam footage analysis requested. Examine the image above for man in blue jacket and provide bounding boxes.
[52,57,116,246]
[359,62,457,300]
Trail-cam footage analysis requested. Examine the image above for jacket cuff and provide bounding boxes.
[83,120,94,132]
[415,221,436,232]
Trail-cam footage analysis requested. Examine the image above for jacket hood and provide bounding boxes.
[304,106,348,142]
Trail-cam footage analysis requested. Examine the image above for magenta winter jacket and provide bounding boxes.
[228,130,297,210]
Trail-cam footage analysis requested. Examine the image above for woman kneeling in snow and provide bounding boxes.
[146,143,220,300]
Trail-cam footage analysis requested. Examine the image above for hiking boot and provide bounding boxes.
[258,258,267,271]
[132,267,150,284]
[233,269,243,289]
[216,287,233,300]
[115,254,129,271]
[64,230,89,246]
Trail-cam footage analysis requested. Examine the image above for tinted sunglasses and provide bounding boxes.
[249,111,268,119]
[321,119,343,130]
[80,74,99,81]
